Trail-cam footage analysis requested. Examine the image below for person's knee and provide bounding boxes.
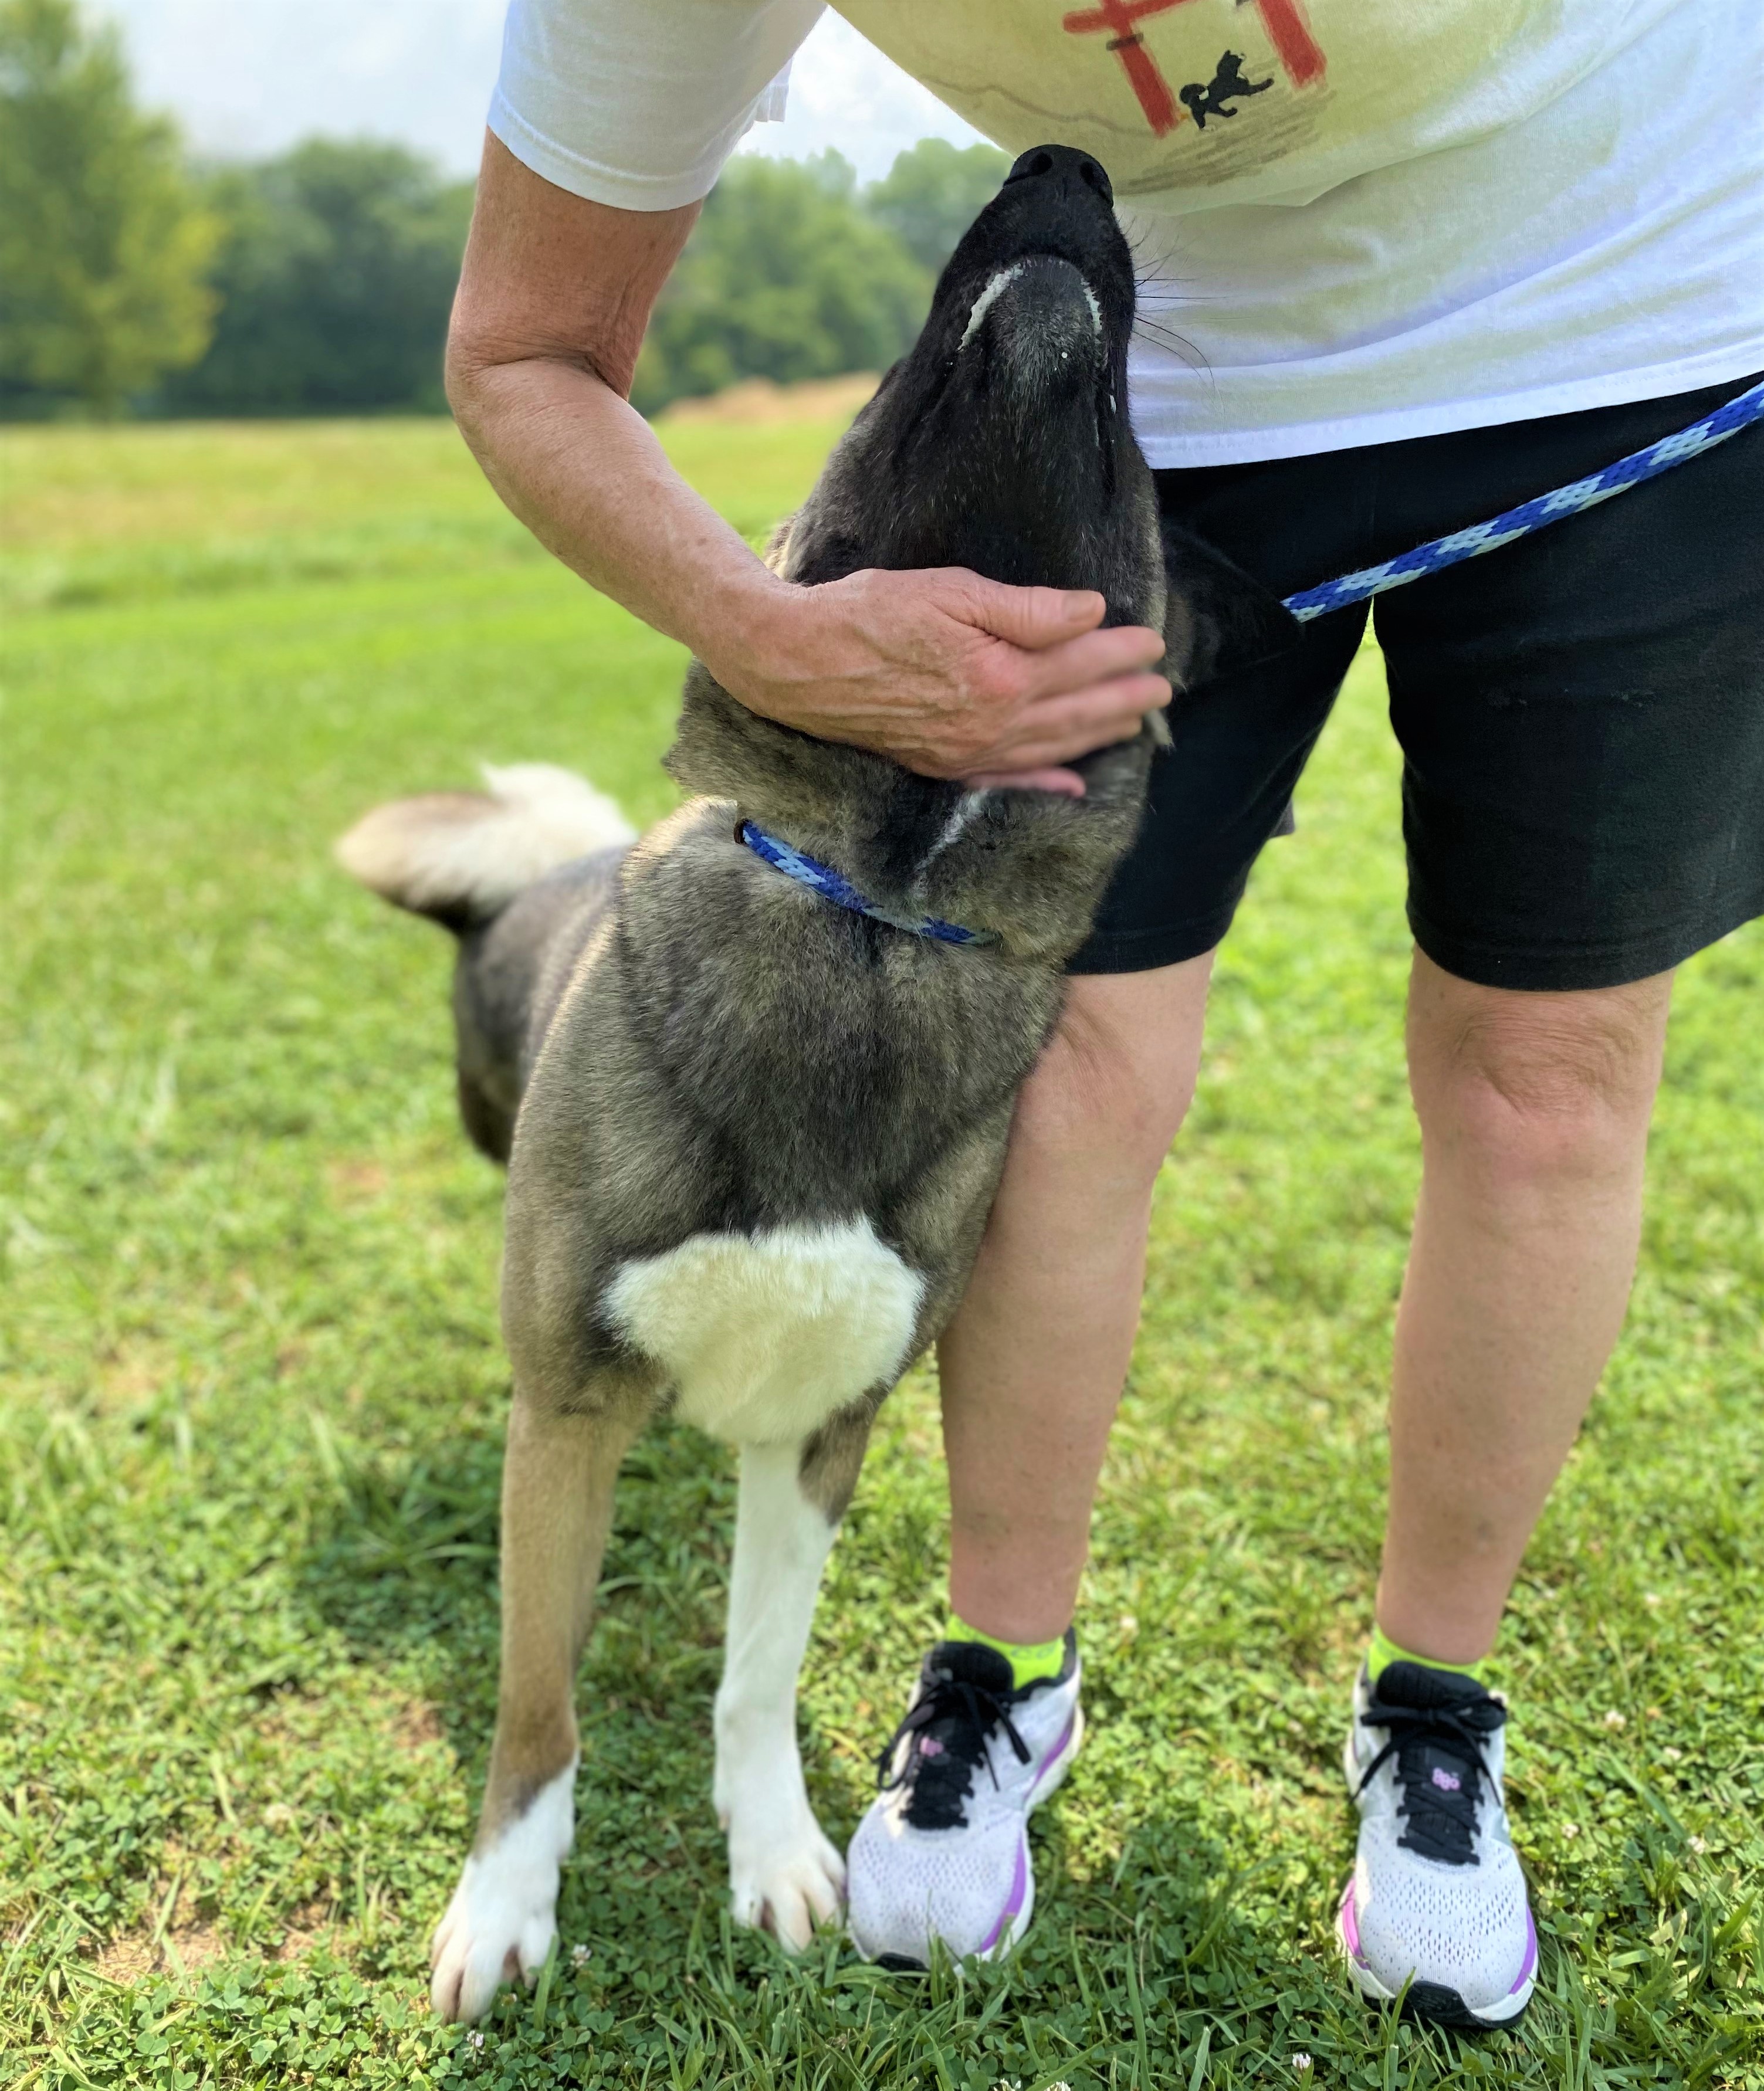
[1409,958,1671,1184]
[1012,958,1210,1194]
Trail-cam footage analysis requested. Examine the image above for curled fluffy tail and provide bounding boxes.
[335,762,636,927]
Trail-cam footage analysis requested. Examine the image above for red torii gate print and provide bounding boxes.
[1061,0,1325,137]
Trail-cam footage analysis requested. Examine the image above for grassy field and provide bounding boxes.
[1,415,1759,2091]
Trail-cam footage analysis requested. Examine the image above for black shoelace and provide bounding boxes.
[875,1676,1032,1832]
[1353,1687,1508,1865]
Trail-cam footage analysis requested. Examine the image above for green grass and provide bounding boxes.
[1,416,1759,2091]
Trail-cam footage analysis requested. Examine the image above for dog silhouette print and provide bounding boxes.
[1179,50,1274,130]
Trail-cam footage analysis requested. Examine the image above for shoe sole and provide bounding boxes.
[1338,1884,1535,2031]
[865,1699,1085,1971]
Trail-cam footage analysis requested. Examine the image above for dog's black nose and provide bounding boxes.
[1004,144,1113,207]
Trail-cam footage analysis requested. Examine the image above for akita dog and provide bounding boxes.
[339,143,1286,2021]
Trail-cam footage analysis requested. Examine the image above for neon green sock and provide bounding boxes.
[1367,1622,1488,1686]
[947,1614,1068,1690]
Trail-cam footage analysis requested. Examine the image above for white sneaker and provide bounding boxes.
[1339,1660,1538,2028]
[847,1633,1082,1965]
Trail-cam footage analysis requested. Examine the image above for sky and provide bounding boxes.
[99,1,983,185]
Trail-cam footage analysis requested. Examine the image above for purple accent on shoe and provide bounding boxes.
[1037,1714,1076,1778]
[1431,1766,1462,1792]
[1339,1882,1369,1968]
[979,1838,1028,1953]
[1510,1910,1538,1992]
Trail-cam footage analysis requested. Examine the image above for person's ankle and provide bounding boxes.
[1366,1620,1489,1686]
[946,1612,1071,1690]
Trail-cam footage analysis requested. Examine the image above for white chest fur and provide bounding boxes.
[603,1220,926,1445]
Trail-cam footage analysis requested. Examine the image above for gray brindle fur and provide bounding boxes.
[337,145,1288,2021]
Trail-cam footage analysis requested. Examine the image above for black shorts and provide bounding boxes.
[1071,372,1764,989]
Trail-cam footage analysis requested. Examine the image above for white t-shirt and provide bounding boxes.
[490,0,1763,466]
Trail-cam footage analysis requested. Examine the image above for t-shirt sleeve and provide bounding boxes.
[489,0,828,212]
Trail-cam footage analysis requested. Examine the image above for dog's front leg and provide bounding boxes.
[430,1395,638,2021]
[715,1436,849,1948]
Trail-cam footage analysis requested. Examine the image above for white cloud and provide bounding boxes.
[97,1,981,184]
[100,0,507,174]
[739,16,982,182]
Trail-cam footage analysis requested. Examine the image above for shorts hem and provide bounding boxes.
[1066,908,1237,977]
[1408,895,1764,993]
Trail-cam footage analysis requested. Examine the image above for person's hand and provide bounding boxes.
[719,567,1170,797]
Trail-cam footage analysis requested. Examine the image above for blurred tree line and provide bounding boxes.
[0,0,1006,422]
[627,141,1004,415]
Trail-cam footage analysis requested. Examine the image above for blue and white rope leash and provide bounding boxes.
[1281,377,1764,622]
[742,379,1764,944]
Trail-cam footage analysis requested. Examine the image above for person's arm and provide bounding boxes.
[445,136,1170,793]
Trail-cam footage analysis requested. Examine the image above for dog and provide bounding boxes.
[337,143,1289,2022]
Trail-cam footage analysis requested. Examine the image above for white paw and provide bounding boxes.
[429,1763,575,2021]
[726,1804,847,1950]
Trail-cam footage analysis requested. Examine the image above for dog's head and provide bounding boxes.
[667,144,1290,960]
[777,144,1164,644]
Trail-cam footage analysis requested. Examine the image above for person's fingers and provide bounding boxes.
[963,767,1088,797]
[925,672,1166,778]
[991,690,1164,766]
[1008,626,1169,704]
[1027,675,1173,744]
[909,666,1167,774]
[960,579,1106,650]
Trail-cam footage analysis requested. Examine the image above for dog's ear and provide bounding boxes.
[761,516,797,577]
[1162,519,1302,690]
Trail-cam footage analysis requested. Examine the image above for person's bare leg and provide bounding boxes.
[1376,951,1674,1663]
[938,954,1214,1644]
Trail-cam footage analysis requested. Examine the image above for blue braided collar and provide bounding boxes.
[738,819,997,947]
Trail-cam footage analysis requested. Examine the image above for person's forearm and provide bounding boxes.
[448,348,785,697]
[448,343,1166,780]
